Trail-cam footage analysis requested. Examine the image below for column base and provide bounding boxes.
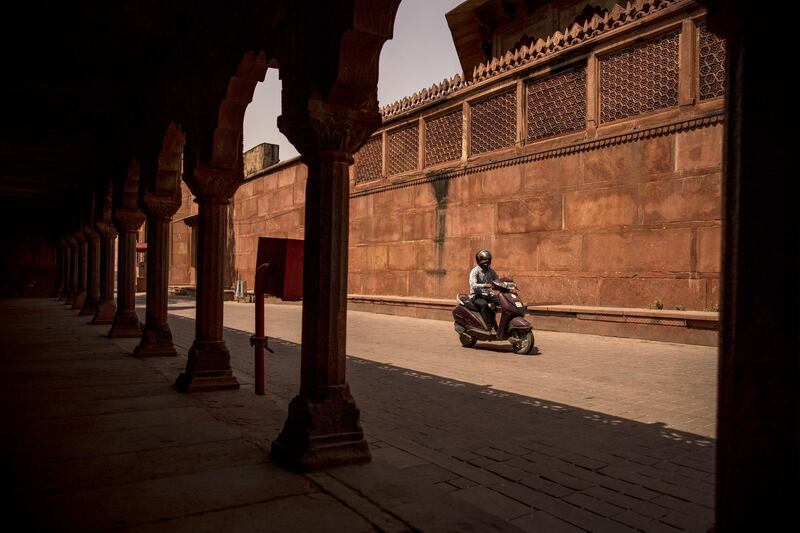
[176,341,239,392]
[79,296,100,316]
[270,385,371,472]
[108,313,142,338]
[91,301,116,325]
[133,323,177,357]
[70,292,86,310]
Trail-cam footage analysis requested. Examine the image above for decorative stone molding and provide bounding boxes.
[351,112,723,199]
[114,208,145,233]
[184,163,243,202]
[139,190,182,219]
[378,0,688,122]
[379,73,468,120]
[471,0,683,83]
[279,98,381,158]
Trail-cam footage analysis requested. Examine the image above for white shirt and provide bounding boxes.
[469,265,498,297]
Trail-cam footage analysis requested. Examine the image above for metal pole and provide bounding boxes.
[251,263,271,395]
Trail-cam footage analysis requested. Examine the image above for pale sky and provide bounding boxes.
[242,0,464,161]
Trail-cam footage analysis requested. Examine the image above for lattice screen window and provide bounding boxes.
[526,66,587,142]
[470,89,517,155]
[387,123,419,175]
[354,135,382,183]
[425,110,462,167]
[698,23,726,101]
[599,31,679,123]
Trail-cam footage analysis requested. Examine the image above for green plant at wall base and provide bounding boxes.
[675,304,686,311]
[704,304,720,312]
[648,298,664,310]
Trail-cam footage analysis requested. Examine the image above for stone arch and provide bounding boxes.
[210,51,271,172]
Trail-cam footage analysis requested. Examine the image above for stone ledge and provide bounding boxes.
[346,294,719,346]
[527,304,718,324]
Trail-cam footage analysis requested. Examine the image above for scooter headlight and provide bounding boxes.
[506,282,516,290]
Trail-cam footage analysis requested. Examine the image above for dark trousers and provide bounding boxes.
[472,294,498,330]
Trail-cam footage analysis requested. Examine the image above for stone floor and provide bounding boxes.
[0,297,717,532]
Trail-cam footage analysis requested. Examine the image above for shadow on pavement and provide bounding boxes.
[165,314,715,532]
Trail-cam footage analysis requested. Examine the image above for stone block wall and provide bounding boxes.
[169,182,198,286]
[348,123,722,310]
[230,160,306,289]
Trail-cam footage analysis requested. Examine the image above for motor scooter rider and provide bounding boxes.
[469,250,499,334]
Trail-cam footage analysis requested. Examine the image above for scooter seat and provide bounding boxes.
[457,294,479,312]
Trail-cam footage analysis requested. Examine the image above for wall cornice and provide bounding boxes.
[351,111,723,199]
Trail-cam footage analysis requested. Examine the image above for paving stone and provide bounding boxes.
[371,445,429,469]
[488,481,557,510]
[449,477,479,489]
[661,510,712,531]
[511,511,585,533]
[452,485,531,521]
[2,299,718,531]
[125,493,376,533]
[486,461,527,481]
[611,510,658,530]
[535,500,637,533]
[23,439,266,494]
[29,463,316,531]
[564,492,625,518]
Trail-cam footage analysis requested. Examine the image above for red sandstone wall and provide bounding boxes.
[169,182,197,286]
[231,160,306,289]
[221,121,720,310]
[348,124,721,310]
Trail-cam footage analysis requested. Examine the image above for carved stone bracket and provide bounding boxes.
[140,189,181,220]
[114,208,145,234]
[279,98,382,160]
[184,163,242,202]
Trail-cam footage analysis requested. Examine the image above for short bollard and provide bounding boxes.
[250,263,272,395]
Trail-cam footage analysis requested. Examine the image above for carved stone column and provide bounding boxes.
[92,222,117,324]
[270,100,379,471]
[79,224,101,316]
[55,240,66,298]
[109,210,145,337]
[133,193,179,357]
[65,236,78,306]
[60,239,73,301]
[71,230,87,310]
[708,5,798,530]
[176,167,240,392]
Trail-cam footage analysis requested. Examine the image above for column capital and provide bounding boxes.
[140,190,181,219]
[83,223,100,244]
[184,163,242,202]
[96,220,118,240]
[114,207,145,234]
[278,98,381,161]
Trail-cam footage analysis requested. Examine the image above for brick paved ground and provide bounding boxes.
[0,298,716,532]
[149,296,717,532]
[1,299,507,532]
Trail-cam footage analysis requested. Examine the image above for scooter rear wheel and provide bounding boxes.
[511,331,534,355]
[459,333,477,348]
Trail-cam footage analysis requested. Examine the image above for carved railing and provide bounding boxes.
[355,0,726,186]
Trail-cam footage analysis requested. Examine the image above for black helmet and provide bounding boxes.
[475,249,492,268]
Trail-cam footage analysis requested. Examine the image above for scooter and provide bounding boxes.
[452,277,535,355]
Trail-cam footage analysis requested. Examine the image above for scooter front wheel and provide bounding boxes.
[511,331,534,355]
[459,332,477,348]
